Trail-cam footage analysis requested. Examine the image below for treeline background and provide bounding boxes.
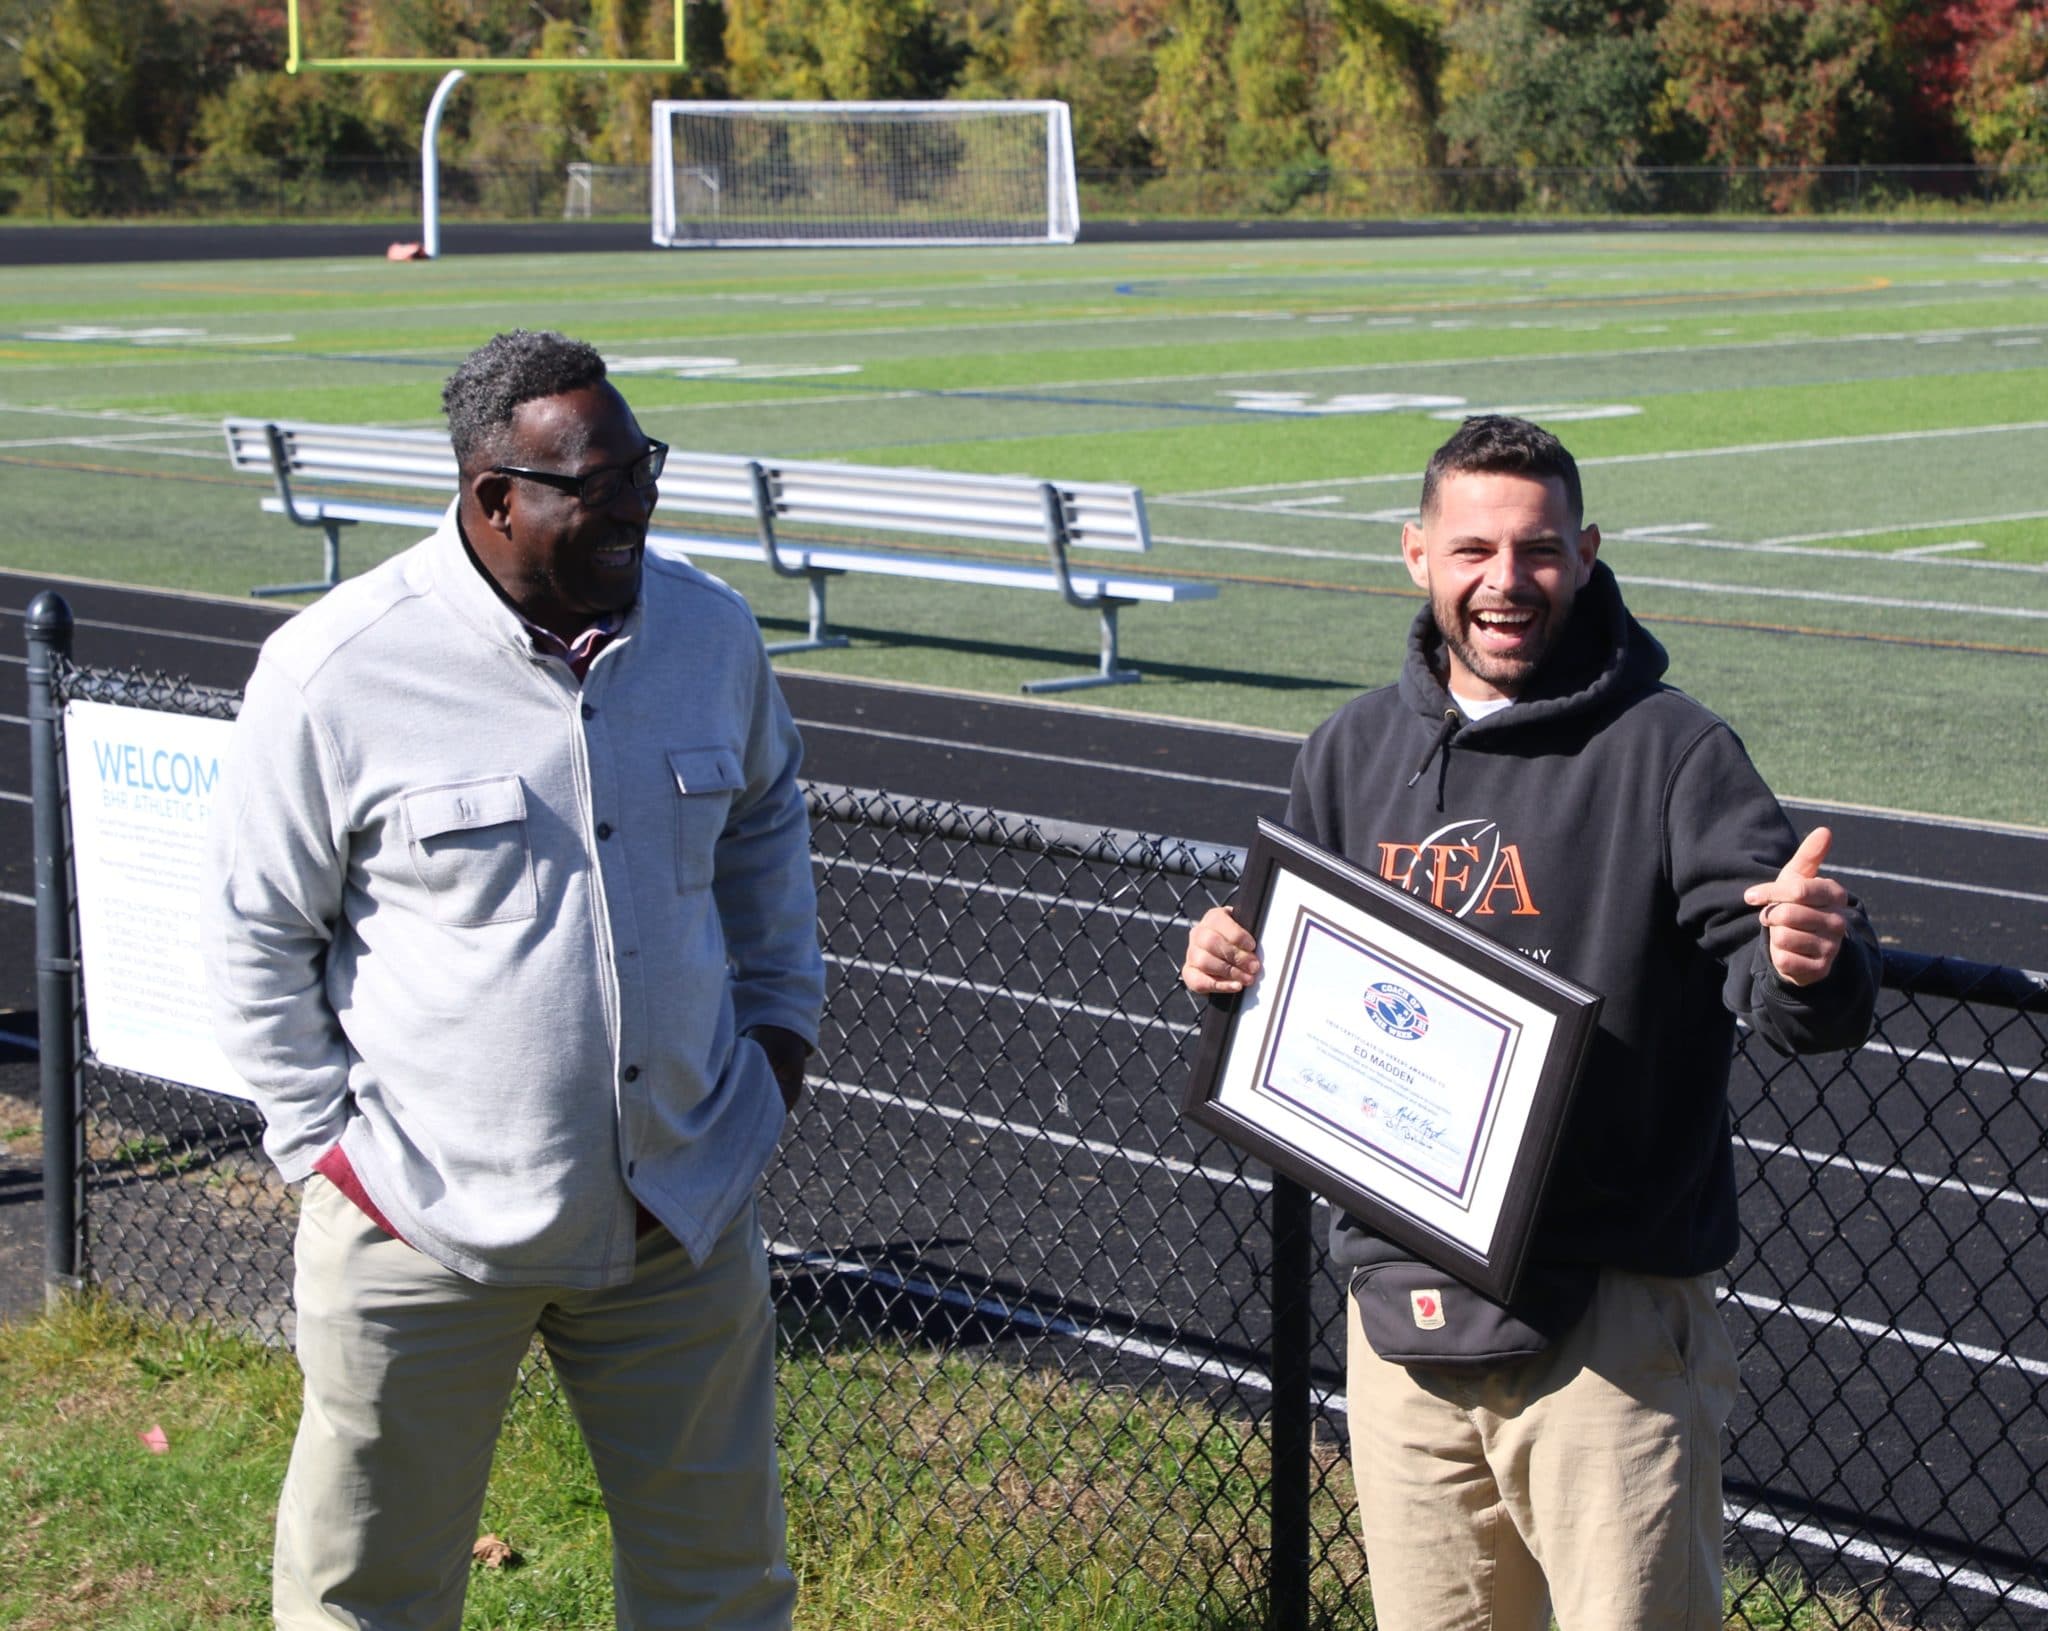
[2,0,2046,216]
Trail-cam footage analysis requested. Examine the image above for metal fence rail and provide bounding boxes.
[28,608,2048,1629]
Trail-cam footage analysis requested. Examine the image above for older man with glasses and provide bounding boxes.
[206,329,823,1631]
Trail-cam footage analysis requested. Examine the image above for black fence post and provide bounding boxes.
[26,591,81,1305]
[1270,1173,1313,1631]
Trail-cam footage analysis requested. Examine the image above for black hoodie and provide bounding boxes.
[1289,561,1880,1284]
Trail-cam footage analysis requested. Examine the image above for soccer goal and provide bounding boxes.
[649,101,1079,248]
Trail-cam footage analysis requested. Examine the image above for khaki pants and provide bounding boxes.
[1346,1269,1737,1631]
[276,1175,793,1631]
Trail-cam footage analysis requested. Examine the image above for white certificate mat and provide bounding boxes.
[1183,820,1601,1301]
[63,700,254,1101]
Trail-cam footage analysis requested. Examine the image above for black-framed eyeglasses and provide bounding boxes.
[493,440,668,509]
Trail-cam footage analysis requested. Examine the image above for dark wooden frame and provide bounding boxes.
[1183,819,1603,1302]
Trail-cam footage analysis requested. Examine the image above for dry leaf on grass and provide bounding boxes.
[471,1534,518,1569]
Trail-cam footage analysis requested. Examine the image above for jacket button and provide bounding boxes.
[581,702,595,720]
[623,1065,640,1082]
[596,821,613,839]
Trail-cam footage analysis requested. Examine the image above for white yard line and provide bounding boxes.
[0,429,223,452]
[1154,509,2048,590]
[1155,531,1403,564]
[1615,575,2048,621]
[1172,418,2048,500]
[1761,509,2048,548]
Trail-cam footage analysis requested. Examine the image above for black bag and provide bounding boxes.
[1347,1233,1598,1371]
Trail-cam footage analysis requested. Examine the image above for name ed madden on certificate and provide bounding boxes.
[1254,910,1520,1205]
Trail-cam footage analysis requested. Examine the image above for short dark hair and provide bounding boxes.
[1419,415,1583,526]
[442,329,609,471]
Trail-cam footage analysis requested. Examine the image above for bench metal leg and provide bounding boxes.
[252,521,346,599]
[1021,603,1140,694]
[763,569,850,656]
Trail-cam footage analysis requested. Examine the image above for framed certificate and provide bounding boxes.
[1183,819,1603,1303]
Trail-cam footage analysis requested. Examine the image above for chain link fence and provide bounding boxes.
[28,615,2048,1629]
[5,155,2048,224]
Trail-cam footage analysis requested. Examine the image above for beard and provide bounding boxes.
[1431,586,1563,698]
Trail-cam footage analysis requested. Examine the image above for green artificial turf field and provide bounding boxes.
[2,230,2044,824]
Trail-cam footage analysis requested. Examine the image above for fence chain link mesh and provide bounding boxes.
[39,654,2048,1629]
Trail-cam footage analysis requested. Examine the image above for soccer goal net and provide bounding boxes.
[649,101,1079,248]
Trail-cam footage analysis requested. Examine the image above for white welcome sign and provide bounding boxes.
[62,700,254,1101]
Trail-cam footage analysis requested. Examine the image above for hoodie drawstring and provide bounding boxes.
[1407,707,1462,792]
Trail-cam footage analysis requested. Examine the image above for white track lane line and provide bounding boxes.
[799,718,1291,796]
[812,1075,1261,1193]
[1831,864,2048,906]
[1727,1506,2048,1615]
[766,1237,1276,1395]
[822,950,1201,1036]
[818,854,1192,930]
[1722,1287,2048,1380]
[1851,1031,2045,1086]
[1736,1135,2046,1213]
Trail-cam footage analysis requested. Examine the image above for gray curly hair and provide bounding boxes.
[442,330,609,471]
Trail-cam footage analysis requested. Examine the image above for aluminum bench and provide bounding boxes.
[223,417,1217,693]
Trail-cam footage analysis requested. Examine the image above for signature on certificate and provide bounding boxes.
[1388,1103,1453,1148]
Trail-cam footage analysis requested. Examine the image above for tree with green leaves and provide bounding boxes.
[1327,0,1451,168]
[1440,0,1679,210]
[723,0,965,101]
[955,0,1161,171]
[1140,0,1233,182]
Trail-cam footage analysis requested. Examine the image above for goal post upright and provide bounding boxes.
[1048,101,1077,243]
[283,0,689,256]
[649,100,1081,249]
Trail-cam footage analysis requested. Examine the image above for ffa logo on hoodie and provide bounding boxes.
[1375,818,1539,920]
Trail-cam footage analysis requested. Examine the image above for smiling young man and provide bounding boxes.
[1181,416,1881,1631]
[208,330,823,1630]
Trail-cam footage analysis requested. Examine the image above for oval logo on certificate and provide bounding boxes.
[1365,980,1430,1041]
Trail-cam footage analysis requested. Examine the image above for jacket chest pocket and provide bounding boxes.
[669,746,743,892]
[400,776,537,926]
